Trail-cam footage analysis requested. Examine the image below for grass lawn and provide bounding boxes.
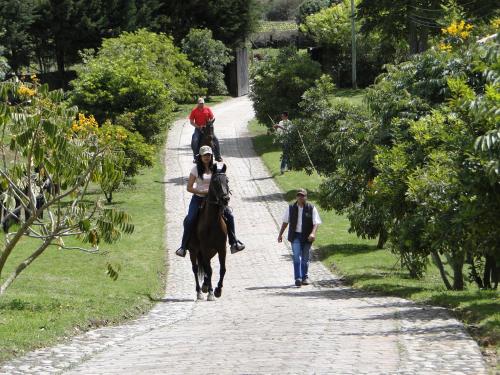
[0,95,232,364]
[0,154,166,363]
[248,113,499,369]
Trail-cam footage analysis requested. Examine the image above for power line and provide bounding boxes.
[408,16,443,29]
[409,0,479,13]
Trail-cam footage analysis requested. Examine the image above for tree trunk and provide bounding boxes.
[55,40,66,89]
[418,26,429,53]
[431,250,452,290]
[408,3,418,55]
[377,228,388,249]
[0,236,53,296]
[466,252,484,288]
[447,251,465,290]
[483,254,498,289]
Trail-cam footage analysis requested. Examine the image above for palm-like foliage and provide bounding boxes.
[0,79,133,296]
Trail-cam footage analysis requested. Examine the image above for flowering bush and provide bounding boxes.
[0,80,134,295]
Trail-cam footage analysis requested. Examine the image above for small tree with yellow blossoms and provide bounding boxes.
[0,79,134,296]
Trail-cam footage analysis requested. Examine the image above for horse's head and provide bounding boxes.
[200,119,215,150]
[208,164,230,207]
[202,119,215,136]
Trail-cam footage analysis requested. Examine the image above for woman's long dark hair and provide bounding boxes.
[196,153,214,179]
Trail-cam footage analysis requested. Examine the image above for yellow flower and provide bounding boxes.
[491,18,500,30]
[442,20,473,40]
[30,74,40,84]
[18,84,36,97]
[438,42,453,52]
[72,113,99,134]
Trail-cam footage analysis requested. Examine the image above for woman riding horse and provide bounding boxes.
[176,145,245,257]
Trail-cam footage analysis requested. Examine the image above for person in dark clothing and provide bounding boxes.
[277,188,322,287]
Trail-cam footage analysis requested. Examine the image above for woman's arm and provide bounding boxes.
[187,173,205,195]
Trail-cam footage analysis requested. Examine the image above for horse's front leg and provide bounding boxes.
[202,258,215,301]
[214,250,226,298]
[190,252,203,300]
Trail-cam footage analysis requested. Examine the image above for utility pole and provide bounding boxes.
[350,0,357,89]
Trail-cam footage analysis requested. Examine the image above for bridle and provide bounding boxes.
[207,171,230,210]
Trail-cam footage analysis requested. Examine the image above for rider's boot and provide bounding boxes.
[230,240,245,254]
[175,247,187,257]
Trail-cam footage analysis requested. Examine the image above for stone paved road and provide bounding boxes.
[0,97,487,374]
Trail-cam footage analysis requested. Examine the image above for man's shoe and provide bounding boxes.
[302,277,310,285]
[230,240,245,254]
[295,279,302,287]
[215,157,223,162]
[175,247,186,257]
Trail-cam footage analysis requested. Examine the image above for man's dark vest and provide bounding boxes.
[287,202,314,242]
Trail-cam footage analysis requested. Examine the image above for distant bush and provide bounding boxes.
[71,29,202,142]
[182,28,233,96]
[249,47,321,125]
[296,0,331,24]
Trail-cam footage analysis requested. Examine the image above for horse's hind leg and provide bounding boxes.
[214,251,226,298]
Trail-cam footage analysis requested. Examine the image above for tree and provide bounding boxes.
[0,79,134,296]
[182,28,233,96]
[97,120,155,202]
[0,0,36,74]
[357,0,497,55]
[281,20,499,289]
[366,22,499,289]
[296,0,331,24]
[300,0,398,87]
[249,47,322,125]
[156,0,260,47]
[285,75,388,248]
[71,29,202,142]
[29,0,161,83]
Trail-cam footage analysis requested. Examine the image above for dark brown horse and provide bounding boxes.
[187,163,230,301]
[199,119,215,150]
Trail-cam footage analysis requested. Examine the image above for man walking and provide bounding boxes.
[278,188,322,287]
[273,111,292,174]
[189,97,222,162]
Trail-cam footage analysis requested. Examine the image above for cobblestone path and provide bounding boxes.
[0,97,487,374]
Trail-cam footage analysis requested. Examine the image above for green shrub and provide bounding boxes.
[181,28,232,96]
[249,47,322,125]
[282,30,500,290]
[296,0,331,25]
[71,29,202,142]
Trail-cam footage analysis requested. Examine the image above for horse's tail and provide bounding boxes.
[196,252,205,281]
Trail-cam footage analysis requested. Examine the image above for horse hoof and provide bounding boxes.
[207,293,215,301]
[197,292,204,300]
[214,287,222,298]
[202,284,208,293]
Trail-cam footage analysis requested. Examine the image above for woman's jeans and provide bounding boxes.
[291,232,311,281]
[181,195,237,249]
[191,128,222,160]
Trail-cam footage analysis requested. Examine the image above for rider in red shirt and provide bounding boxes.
[189,97,222,162]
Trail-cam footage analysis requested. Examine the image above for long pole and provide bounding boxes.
[350,0,357,89]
